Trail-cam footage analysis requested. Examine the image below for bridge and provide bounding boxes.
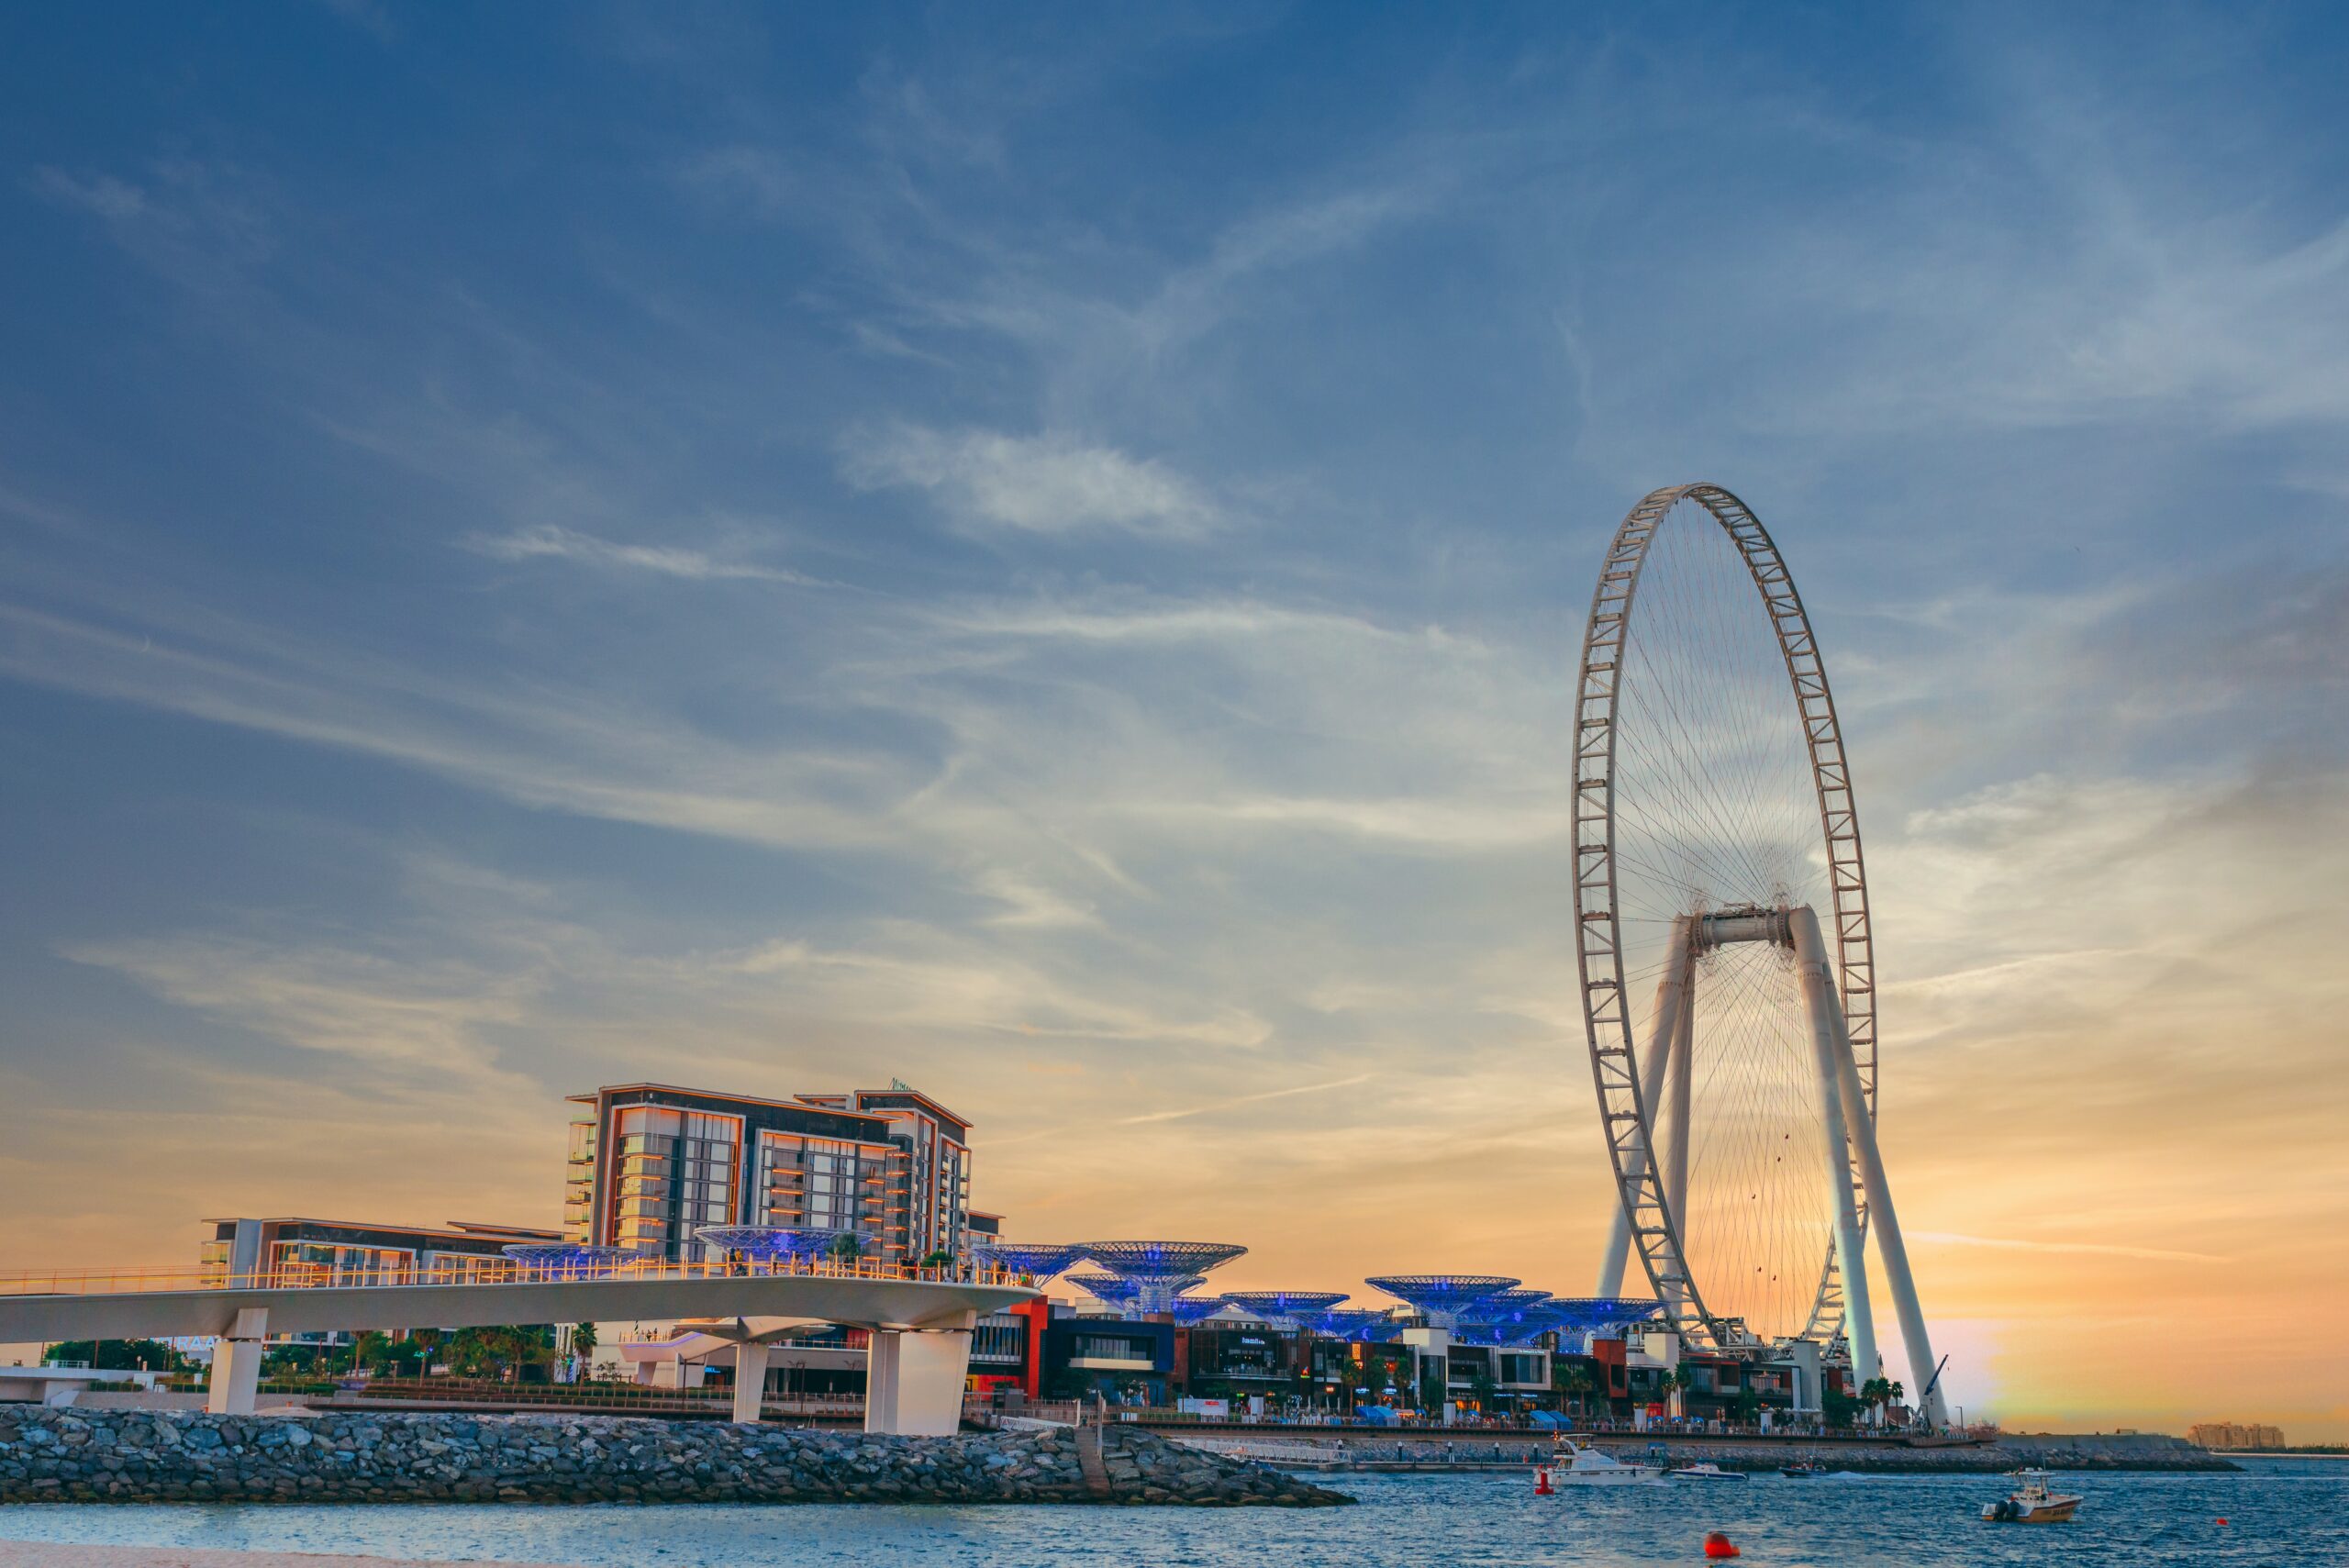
[0,1258,1036,1435]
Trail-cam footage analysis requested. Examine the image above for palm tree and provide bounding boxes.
[827,1232,865,1268]
[1660,1363,1698,1419]
[1553,1361,1598,1418]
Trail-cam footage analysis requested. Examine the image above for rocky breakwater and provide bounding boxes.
[0,1409,1352,1507]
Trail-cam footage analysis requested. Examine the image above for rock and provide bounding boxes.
[0,1410,1351,1507]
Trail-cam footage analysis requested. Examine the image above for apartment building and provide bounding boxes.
[563,1081,975,1268]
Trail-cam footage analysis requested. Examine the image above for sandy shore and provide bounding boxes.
[0,1545,575,1568]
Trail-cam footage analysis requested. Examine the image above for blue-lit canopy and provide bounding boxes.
[1080,1243,1243,1313]
[1453,1289,1563,1346]
[1066,1272,1143,1303]
[972,1242,1085,1280]
[1455,1287,1555,1324]
[1544,1296,1665,1332]
[1170,1296,1231,1325]
[1081,1240,1248,1277]
[1308,1307,1403,1341]
[694,1225,859,1261]
[1219,1291,1350,1323]
[1364,1273,1520,1326]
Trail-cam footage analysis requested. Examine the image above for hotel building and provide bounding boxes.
[563,1082,975,1267]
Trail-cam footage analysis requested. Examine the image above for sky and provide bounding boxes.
[1,2,2345,1439]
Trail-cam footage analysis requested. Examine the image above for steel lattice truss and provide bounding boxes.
[1081,1241,1248,1314]
[971,1243,1085,1280]
[1171,1296,1232,1326]
[1364,1274,1520,1327]
[1545,1296,1665,1333]
[1080,1241,1249,1277]
[1454,1287,1555,1323]
[1572,483,1877,1351]
[1065,1272,1143,1303]
[1308,1308,1401,1342]
[1219,1291,1351,1322]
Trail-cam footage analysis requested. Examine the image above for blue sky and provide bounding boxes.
[2,3,2345,1433]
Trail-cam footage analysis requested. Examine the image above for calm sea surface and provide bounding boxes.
[0,1458,2339,1566]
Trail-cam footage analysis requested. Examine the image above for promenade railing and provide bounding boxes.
[0,1256,1026,1298]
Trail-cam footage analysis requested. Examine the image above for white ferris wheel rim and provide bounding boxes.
[1572,483,1877,1351]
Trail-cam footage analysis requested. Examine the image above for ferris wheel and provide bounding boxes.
[1572,483,1946,1423]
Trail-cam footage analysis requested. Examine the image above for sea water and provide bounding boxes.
[0,1458,2339,1566]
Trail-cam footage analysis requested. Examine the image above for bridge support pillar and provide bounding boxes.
[206,1307,269,1415]
[730,1341,770,1423]
[863,1316,974,1436]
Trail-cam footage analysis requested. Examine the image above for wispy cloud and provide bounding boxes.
[842,426,1220,539]
[1116,1073,1375,1125]
[465,524,830,585]
[1910,1231,2229,1265]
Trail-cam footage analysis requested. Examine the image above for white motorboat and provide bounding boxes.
[1668,1462,1749,1481]
[1542,1439,1665,1485]
[1980,1468,2082,1523]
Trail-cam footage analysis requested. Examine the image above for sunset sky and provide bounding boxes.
[1,5,2344,1439]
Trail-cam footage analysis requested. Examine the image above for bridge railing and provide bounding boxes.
[0,1256,1026,1299]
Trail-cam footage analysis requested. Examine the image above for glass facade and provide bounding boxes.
[751,1129,892,1251]
[609,1106,740,1259]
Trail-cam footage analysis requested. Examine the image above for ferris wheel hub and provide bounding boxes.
[1692,906,1793,950]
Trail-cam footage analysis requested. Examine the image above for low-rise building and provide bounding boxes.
[199,1217,562,1287]
[2188,1420,2286,1451]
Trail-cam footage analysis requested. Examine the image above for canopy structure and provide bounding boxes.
[970,1242,1085,1282]
[1364,1273,1520,1329]
[1308,1307,1402,1342]
[693,1226,859,1262]
[1219,1291,1350,1326]
[1545,1296,1664,1332]
[1066,1272,1142,1304]
[1453,1288,1560,1346]
[1456,1287,1555,1323]
[1170,1296,1232,1326]
[1082,1241,1248,1314]
[498,1244,635,1277]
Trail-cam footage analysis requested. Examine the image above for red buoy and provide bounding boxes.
[1533,1466,1554,1495]
[1704,1531,1741,1560]
[2217,1518,2229,1526]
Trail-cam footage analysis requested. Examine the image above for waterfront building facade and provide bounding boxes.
[196,1216,563,1348]
[564,1081,975,1268]
[199,1216,563,1287]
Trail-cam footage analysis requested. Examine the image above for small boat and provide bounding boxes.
[1779,1462,1819,1478]
[1980,1468,2082,1523]
[1669,1462,1749,1482]
[1544,1438,1664,1485]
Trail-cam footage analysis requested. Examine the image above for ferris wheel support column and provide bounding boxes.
[1790,907,1950,1428]
[1596,917,1695,1298]
[1788,904,1879,1396]
[1662,971,1694,1262]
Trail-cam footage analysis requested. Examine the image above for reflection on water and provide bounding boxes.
[0,1460,2341,1567]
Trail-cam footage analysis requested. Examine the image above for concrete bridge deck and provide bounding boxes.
[0,1261,1035,1435]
